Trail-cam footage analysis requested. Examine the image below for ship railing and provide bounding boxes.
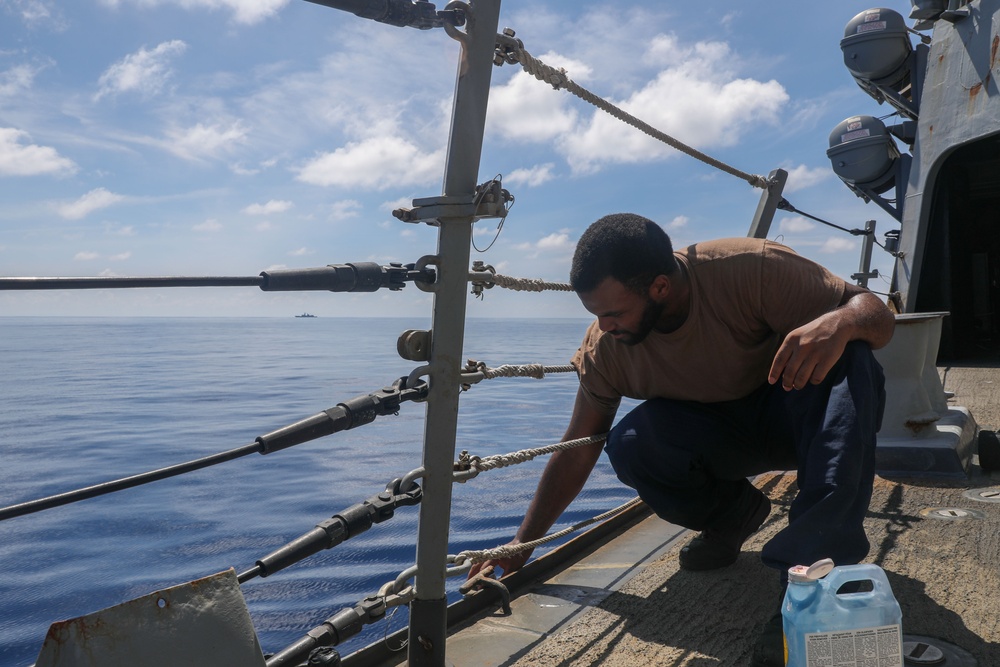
[0,1,902,665]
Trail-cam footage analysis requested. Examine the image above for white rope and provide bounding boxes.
[508,45,772,191]
[486,273,573,292]
[468,433,606,472]
[465,359,576,379]
[456,496,645,564]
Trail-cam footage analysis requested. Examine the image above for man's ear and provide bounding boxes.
[648,274,670,301]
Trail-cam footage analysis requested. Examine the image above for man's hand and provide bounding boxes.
[467,545,533,580]
[768,314,848,391]
[464,389,614,584]
[768,286,894,391]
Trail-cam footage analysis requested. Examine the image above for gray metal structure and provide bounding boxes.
[406,1,501,664]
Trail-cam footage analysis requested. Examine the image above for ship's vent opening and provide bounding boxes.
[916,135,1000,361]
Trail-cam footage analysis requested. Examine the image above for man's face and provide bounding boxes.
[578,277,665,345]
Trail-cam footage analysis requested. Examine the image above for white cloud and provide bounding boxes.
[488,56,583,142]
[7,0,65,28]
[103,222,136,236]
[74,251,99,261]
[297,136,443,190]
[163,121,248,161]
[665,215,689,230]
[536,231,572,250]
[58,188,125,219]
[505,163,555,188]
[194,218,222,232]
[98,0,289,25]
[783,164,833,193]
[820,236,858,253]
[0,127,76,176]
[330,199,362,220]
[109,251,132,261]
[96,40,187,100]
[0,64,40,97]
[780,216,816,233]
[288,247,311,256]
[493,33,789,176]
[243,199,292,215]
[565,62,788,173]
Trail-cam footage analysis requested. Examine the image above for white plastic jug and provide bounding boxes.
[782,559,903,667]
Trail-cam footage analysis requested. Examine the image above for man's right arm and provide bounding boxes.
[467,388,615,577]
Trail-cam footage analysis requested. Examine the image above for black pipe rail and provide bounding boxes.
[0,377,428,522]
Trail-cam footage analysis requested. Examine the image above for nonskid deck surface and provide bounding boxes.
[438,366,1000,666]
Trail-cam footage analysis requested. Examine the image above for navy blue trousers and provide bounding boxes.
[604,341,886,574]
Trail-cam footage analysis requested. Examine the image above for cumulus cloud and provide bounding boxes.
[505,164,556,188]
[243,199,292,215]
[74,251,99,261]
[820,236,858,253]
[783,164,833,193]
[297,136,443,190]
[565,65,788,172]
[7,0,65,28]
[58,188,126,219]
[96,40,187,99]
[488,54,584,142]
[780,216,816,233]
[194,218,222,232]
[109,251,132,261]
[488,32,789,176]
[163,121,247,161]
[330,199,362,220]
[0,127,76,176]
[665,215,689,229]
[0,64,41,98]
[98,0,288,25]
[537,231,572,250]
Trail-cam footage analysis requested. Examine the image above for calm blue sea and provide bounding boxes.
[0,317,637,665]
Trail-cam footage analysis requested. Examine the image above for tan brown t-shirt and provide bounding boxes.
[570,238,847,416]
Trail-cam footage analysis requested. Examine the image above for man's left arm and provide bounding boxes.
[768,284,895,391]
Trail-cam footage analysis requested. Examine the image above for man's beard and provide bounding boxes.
[612,298,665,346]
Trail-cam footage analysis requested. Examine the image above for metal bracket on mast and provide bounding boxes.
[746,168,788,239]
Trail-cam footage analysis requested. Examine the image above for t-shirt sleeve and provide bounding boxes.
[757,241,847,334]
[570,324,623,418]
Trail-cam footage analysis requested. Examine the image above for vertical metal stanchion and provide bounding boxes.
[408,1,501,665]
[852,219,879,288]
[746,168,788,239]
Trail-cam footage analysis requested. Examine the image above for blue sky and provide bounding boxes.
[0,0,912,318]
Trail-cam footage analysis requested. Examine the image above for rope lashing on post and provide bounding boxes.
[495,33,772,191]
[464,359,576,379]
[452,433,607,484]
[455,496,644,565]
[469,262,573,299]
[486,273,573,292]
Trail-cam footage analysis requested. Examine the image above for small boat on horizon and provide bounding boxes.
[294,313,316,318]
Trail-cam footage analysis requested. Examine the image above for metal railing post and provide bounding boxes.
[852,219,879,288]
[746,168,788,239]
[407,1,501,665]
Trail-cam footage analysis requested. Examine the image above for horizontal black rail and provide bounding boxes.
[0,276,262,290]
[0,378,427,522]
[0,262,431,292]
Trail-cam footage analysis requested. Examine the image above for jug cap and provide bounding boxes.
[787,558,835,583]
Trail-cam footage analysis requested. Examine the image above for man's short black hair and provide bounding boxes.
[570,213,679,294]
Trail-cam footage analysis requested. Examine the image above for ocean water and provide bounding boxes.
[0,317,638,665]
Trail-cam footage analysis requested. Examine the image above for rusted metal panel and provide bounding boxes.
[34,569,266,667]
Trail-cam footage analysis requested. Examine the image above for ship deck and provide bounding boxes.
[417,363,1000,666]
